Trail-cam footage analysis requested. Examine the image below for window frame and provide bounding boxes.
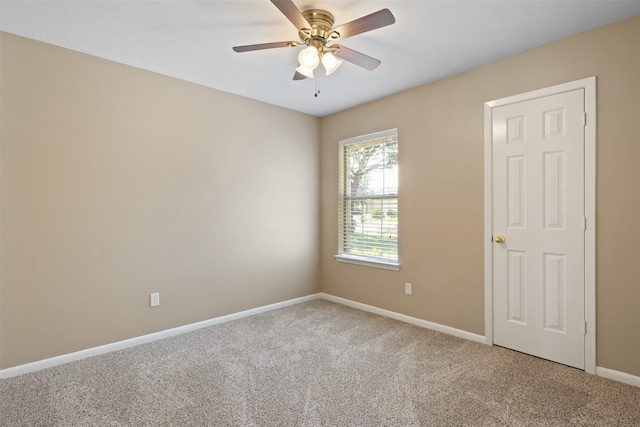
[334,128,400,271]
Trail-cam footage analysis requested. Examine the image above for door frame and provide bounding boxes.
[483,77,596,374]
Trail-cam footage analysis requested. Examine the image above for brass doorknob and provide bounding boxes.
[495,235,505,244]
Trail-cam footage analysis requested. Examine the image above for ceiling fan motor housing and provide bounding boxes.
[299,9,337,48]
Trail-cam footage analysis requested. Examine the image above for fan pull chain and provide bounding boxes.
[314,72,321,97]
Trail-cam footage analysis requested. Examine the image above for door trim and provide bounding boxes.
[483,77,596,374]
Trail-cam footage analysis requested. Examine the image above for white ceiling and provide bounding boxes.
[2,1,639,117]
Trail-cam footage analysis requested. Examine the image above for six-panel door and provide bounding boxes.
[492,89,586,369]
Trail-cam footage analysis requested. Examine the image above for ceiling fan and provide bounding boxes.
[232,0,396,80]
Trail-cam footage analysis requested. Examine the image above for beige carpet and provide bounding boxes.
[1,299,639,426]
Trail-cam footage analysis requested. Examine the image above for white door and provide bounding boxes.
[491,89,585,369]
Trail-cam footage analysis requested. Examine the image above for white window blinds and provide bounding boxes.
[338,129,398,266]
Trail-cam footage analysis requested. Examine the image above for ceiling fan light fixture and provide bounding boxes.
[295,63,316,78]
[298,45,320,69]
[321,51,342,76]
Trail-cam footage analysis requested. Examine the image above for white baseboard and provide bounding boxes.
[0,293,321,379]
[319,293,486,344]
[320,293,640,388]
[596,366,640,388]
[4,292,638,389]
[1,293,485,379]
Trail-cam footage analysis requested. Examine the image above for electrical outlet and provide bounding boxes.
[405,283,412,295]
[150,292,160,307]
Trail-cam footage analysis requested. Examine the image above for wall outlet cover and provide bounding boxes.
[150,292,160,307]
[405,283,412,295]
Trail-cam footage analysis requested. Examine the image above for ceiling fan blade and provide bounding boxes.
[332,45,381,71]
[233,41,300,52]
[332,9,395,39]
[271,0,310,30]
[293,71,307,80]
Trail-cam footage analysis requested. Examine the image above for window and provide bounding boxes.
[336,129,399,270]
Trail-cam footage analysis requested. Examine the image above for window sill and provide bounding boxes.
[334,254,400,271]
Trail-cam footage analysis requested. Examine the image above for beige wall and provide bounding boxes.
[319,16,640,376]
[2,15,639,379]
[0,33,320,369]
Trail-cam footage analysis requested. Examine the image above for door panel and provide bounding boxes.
[492,89,585,369]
